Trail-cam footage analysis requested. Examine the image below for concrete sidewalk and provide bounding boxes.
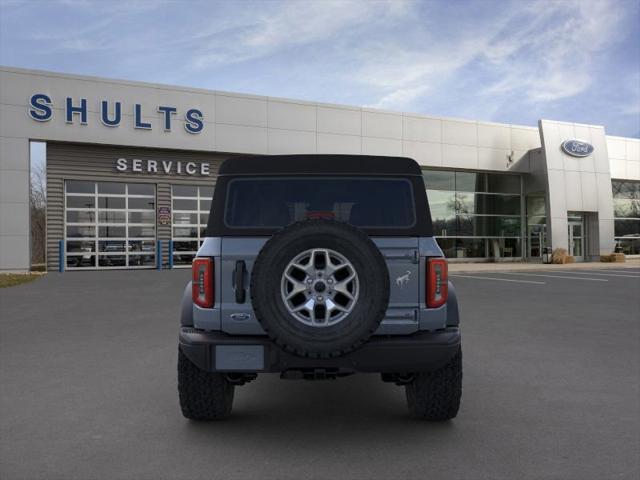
[448,257,640,273]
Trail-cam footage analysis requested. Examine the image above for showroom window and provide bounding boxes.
[526,194,547,258]
[171,185,213,266]
[423,170,523,258]
[612,180,640,255]
[65,181,156,269]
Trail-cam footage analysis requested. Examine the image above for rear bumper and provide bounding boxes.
[179,327,461,374]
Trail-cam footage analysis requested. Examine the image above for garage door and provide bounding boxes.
[171,185,213,266]
[64,180,156,269]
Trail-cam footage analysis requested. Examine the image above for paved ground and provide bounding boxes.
[1,267,639,480]
[448,257,640,273]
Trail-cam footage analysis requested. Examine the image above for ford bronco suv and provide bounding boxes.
[178,155,462,420]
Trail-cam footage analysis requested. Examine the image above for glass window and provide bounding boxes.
[455,238,486,258]
[128,254,155,266]
[434,238,456,258]
[614,219,640,237]
[66,181,94,194]
[173,227,198,238]
[454,192,476,214]
[128,183,155,196]
[225,177,415,228]
[128,211,155,224]
[475,194,521,216]
[424,169,524,259]
[66,241,95,253]
[128,240,155,252]
[527,196,546,217]
[98,182,125,195]
[427,190,456,219]
[98,197,125,209]
[613,199,640,219]
[98,226,126,238]
[487,174,520,194]
[173,252,195,266]
[200,186,214,198]
[98,240,126,252]
[98,211,126,223]
[98,255,126,267]
[615,237,640,255]
[128,197,155,210]
[174,240,199,252]
[457,216,521,237]
[66,210,95,223]
[171,185,213,266]
[67,196,95,209]
[173,213,198,225]
[423,170,454,191]
[612,180,640,200]
[67,255,95,268]
[199,198,212,211]
[128,226,155,238]
[173,198,198,210]
[488,238,521,257]
[67,226,95,238]
[172,185,198,197]
[456,172,486,192]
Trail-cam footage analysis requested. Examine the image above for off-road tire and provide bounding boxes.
[405,347,462,420]
[251,219,390,359]
[178,348,235,420]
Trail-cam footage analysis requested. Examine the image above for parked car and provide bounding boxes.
[178,155,462,420]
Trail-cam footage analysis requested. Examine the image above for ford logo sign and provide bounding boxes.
[561,139,594,157]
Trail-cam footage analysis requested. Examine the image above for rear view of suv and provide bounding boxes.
[178,155,462,420]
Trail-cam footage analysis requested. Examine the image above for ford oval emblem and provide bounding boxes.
[561,139,594,157]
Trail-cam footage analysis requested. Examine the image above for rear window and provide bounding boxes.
[224,177,416,229]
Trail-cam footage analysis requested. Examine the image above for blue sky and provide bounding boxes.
[1,0,639,137]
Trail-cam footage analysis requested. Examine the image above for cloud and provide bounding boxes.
[189,0,409,70]
[1,0,637,136]
[354,0,626,111]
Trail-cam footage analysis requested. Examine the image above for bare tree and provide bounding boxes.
[30,161,46,268]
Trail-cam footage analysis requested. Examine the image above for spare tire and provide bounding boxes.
[251,219,389,358]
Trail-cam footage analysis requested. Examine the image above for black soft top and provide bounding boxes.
[218,155,423,176]
[208,154,432,237]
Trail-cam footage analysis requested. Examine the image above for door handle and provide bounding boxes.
[234,260,246,304]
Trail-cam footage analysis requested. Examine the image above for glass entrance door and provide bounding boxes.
[567,216,584,261]
[528,223,546,258]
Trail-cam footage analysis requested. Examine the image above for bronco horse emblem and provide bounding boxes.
[396,270,412,287]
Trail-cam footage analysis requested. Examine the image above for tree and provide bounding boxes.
[30,161,46,268]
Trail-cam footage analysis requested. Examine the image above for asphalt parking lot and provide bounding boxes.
[1,267,639,480]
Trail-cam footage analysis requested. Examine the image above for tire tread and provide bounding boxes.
[405,348,462,421]
[178,348,235,420]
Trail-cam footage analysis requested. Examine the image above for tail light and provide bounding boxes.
[192,257,214,308]
[427,257,448,308]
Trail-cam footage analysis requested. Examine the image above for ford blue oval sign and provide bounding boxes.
[561,139,594,157]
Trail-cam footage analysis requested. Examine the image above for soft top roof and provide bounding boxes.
[218,154,422,176]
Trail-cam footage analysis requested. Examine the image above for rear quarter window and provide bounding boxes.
[224,177,416,229]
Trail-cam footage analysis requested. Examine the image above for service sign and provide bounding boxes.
[115,158,210,176]
[561,139,594,157]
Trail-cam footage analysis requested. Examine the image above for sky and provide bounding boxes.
[1,0,639,137]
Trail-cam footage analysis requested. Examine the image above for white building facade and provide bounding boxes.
[0,66,638,271]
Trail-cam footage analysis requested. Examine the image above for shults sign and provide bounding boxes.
[28,93,204,134]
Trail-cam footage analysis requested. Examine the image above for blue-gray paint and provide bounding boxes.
[191,235,451,335]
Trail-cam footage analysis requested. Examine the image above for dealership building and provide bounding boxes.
[0,66,639,272]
